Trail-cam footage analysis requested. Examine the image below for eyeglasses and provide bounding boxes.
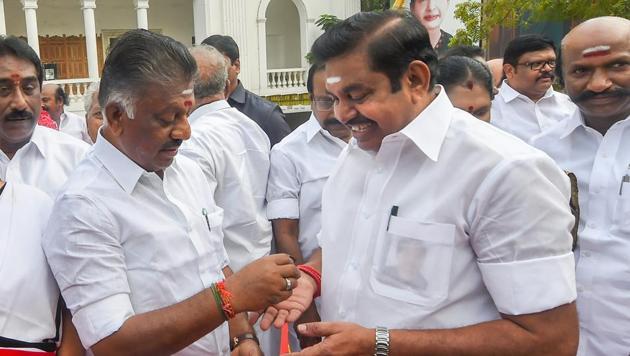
[517,60,556,71]
[312,97,334,111]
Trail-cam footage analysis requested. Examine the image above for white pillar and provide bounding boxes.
[21,0,39,55]
[81,0,99,79]
[133,0,149,30]
[0,0,7,36]
[223,0,249,85]
[192,0,211,45]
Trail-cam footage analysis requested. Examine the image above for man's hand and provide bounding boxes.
[260,272,317,330]
[227,254,300,313]
[285,322,373,356]
[295,304,322,349]
[231,339,263,356]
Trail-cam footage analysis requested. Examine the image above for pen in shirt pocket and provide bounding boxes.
[202,208,211,232]
[620,164,630,196]
[386,205,399,231]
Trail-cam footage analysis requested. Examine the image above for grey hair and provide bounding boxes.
[83,80,101,113]
[189,44,229,99]
[99,29,197,121]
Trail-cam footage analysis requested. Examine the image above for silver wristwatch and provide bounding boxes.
[374,326,390,356]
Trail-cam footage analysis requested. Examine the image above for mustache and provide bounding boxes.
[345,115,374,127]
[5,110,34,121]
[162,139,183,150]
[537,71,555,81]
[323,118,344,127]
[573,87,630,103]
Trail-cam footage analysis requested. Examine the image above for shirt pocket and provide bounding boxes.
[370,216,455,307]
[613,194,630,233]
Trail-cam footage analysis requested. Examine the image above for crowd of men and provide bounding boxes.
[0,7,627,356]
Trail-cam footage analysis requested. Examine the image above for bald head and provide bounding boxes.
[560,16,630,133]
[486,58,503,88]
[189,45,229,103]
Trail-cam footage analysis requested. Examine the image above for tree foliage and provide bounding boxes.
[452,0,630,46]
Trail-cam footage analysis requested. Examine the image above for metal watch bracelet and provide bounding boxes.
[375,326,390,356]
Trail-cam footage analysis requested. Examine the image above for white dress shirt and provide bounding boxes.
[181,100,272,272]
[59,111,91,144]
[319,88,577,329]
[491,81,576,142]
[531,110,630,356]
[0,182,59,351]
[267,114,346,260]
[0,125,90,198]
[43,135,230,354]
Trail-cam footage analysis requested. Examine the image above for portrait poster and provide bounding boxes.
[392,0,480,55]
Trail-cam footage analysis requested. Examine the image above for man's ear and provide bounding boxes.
[406,60,432,101]
[234,58,241,75]
[503,63,516,79]
[104,102,126,136]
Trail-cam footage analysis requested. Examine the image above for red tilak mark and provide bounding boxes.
[465,80,474,90]
[184,100,193,107]
[583,50,610,58]
[10,74,21,84]
[468,106,474,112]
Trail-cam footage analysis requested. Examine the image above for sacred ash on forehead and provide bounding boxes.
[181,88,193,95]
[582,45,611,58]
[326,76,342,84]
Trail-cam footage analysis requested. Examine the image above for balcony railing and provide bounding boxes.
[265,68,307,94]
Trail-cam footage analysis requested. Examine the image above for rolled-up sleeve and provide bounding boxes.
[468,154,577,315]
[267,149,300,219]
[42,194,134,348]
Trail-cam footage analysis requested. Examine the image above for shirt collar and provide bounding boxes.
[190,99,231,122]
[229,81,246,104]
[28,126,49,159]
[556,108,630,140]
[499,80,555,103]
[92,132,145,194]
[397,86,453,162]
[305,114,324,142]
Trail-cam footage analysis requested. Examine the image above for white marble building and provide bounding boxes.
[0,0,361,113]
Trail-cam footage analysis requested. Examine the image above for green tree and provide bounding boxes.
[452,0,630,46]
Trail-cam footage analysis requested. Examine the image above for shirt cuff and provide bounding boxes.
[478,252,576,315]
[267,198,299,220]
[72,293,135,348]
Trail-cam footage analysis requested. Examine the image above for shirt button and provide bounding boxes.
[349,261,358,270]
[577,285,584,293]
[588,222,597,229]
[593,188,601,194]
[582,251,591,258]
[362,211,371,219]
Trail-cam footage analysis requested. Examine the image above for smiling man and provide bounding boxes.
[43,30,299,355]
[531,16,630,356]
[491,35,576,141]
[261,11,579,356]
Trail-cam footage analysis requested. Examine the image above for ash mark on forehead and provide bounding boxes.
[326,76,342,84]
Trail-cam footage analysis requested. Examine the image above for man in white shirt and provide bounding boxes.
[262,11,578,355]
[42,83,91,143]
[266,62,351,351]
[491,34,576,141]
[82,81,102,144]
[43,29,299,355]
[0,35,84,354]
[531,17,630,356]
[0,37,89,198]
[180,45,272,273]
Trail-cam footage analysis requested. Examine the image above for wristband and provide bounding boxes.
[297,264,321,298]
[230,332,259,351]
[374,326,390,356]
[210,280,236,320]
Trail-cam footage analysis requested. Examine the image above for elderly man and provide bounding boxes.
[266,62,351,352]
[0,37,88,198]
[42,83,91,143]
[82,81,102,143]
[262,11,579,355]
[180,45,272,273]
[43,30,299,355]
[201,35,290,146]
[531,16,630,356]
[0,35,85,354]
[491,35,576,141]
